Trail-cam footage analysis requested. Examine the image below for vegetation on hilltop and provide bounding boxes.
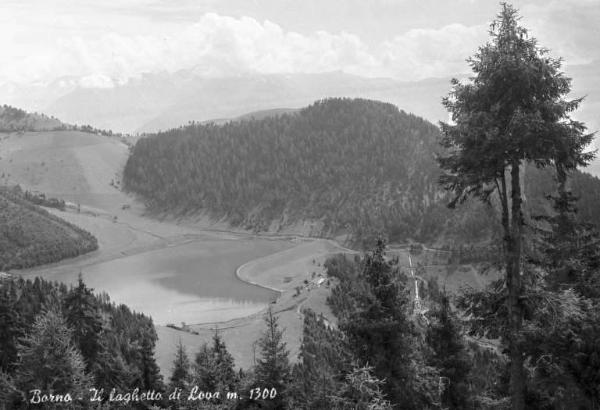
[0,104,128,138]
[0,186,97,270]
[0,105,66,132]
[123,98,497,246]
[123,97,600,248]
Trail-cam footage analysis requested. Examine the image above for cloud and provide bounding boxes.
[0,10,488,86]
[520,0,600,65]
[380,23,488,79]
[0,1,597,88]
[0,11,386,85]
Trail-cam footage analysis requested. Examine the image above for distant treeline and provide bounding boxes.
[0,104,130,140]
[0,186,97,270]
[22,189,66,211]
[0,105,65,132]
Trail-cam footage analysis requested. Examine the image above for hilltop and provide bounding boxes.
[123,98,492,246]
[123,98,600,248]
[0,128,130,211]
[0,104,67,132]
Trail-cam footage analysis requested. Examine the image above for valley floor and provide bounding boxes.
[5,130,492,377]
[17,194,349,375]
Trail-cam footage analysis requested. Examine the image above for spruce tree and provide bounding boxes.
[290,309,352,409]
[63,274,104,373]
[331,365,393,410]
[193,330,237,394]
[342,239,436,408]
[15,308,90,405]
[438,4,594,408]
[254,308,291,409]
[170,339,191,390]
[193,342,215,391]
[425,294,470,409]
[0,280,22,373]
[139,332,163,392]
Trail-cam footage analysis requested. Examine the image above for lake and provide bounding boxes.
[37,237,292,325]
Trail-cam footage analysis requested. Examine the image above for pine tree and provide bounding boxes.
[193,342,215,391]
[14,308,90,405]
[63,274,104,373]
[140,333,163,392]
[330,365,393,410]
[170,339,191,390]
[0,280,22,373]
[0,370,19,408]
[290,310,352,409]
[342,238,436,408]
[438,4,594,408]
[425,293,470,409]
[193,330,237,395]
[254,308,291,409]
[211,330,237,393]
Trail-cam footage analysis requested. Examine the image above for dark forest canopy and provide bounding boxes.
[0,275,162,408]
[0,186,97,270]
[123,98,600,247]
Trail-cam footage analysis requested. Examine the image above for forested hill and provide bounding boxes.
[0,105,67,132]
[124,98,451,244]
[0,186,98,270]
[123,98,600,246]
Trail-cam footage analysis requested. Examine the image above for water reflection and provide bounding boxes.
[52,239,290,325]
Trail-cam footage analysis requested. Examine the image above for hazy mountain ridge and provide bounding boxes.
[44,71,451,134]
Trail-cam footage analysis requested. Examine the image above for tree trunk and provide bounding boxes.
[507,160,526,409]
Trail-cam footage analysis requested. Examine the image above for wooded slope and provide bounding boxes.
[0,187,98,270]
[123,98,600,246]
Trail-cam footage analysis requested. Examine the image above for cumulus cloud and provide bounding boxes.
[0,8,489,87]
[521,0,600,65]
[0,0,597,88]
[380,23,488,79]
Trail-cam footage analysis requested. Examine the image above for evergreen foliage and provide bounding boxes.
[0,279,23,373]
[289,309,352,409]
[0,186,98,270]
[63,274,104,373]
[123,98,484,246]
[0,276,164,407]
[0,105,66,132]
[193,330,238,395]
[335,239,438,408]
[254,309,291,409]
[330,365,393,410]
[123,96,600,248]
[425,293,471,409]
[438,3,594,408]
[14,308,90,407]
[170,339,191,390]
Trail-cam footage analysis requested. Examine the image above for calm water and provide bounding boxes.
[60,238,291,325]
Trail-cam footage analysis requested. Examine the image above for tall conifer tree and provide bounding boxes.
[254,308,291,409]
[438,4,594,408]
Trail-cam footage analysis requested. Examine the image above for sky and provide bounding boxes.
[0,0,598,87]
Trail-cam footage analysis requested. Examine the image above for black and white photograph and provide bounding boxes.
[0,1,599,408]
